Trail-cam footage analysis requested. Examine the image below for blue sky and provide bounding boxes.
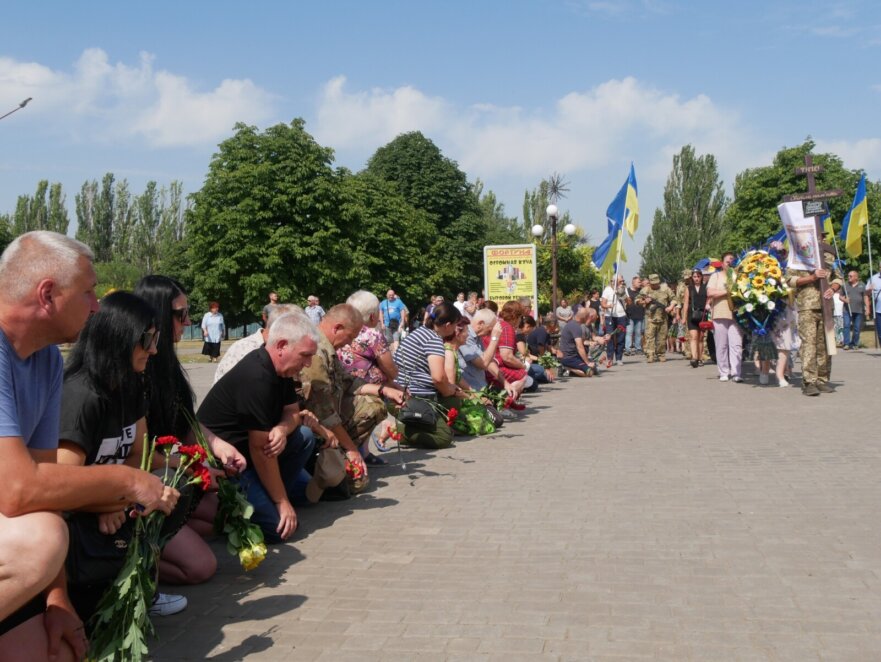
[2,0,879,265]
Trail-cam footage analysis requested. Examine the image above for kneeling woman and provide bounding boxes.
[57,291,183,623]
[394,302,466,448]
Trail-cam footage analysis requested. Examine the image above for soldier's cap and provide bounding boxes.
[648,274,661,285]
[305,448,346,503]
[681,269,692,279]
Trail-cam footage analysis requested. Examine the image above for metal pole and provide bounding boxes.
[867,217,878,348]
[551,214,559,314]
[0,98,32,122]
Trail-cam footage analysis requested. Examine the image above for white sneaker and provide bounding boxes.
[758,374,769,385]
[719,375,729,382]
[732,376,743,383]
[778,377,790,388]
[149,592,188,617]
[615,360,623,366]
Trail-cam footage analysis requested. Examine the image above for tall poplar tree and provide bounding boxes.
[641,145,729,281]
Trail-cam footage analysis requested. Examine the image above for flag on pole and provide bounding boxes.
[822,213,834,243]
[606,163,639,237]
[592,227,626,279]
[840,174,869,258]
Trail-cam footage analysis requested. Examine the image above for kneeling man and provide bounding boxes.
[198,312,320,543]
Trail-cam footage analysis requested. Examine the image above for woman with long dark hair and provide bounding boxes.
[57,291,183,622]
[394,302,465,448]
[134,275,245,585]
[682,268,709,368]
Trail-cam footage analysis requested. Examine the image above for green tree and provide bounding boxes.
[724,139,880,278]
[133,181,160,273]
[29,180,49,231]
[0,215,12,253]
[47,183,69,234]
[75,180,98,248]
[187,119,350,317]
[641,145,729,282]
[92,173,115,262]
[12,194,31,236]
[474,179,523,247]
[156,181,191,280]
[336,171,437,303]
[112,179,135,261]
[366,131,483,294]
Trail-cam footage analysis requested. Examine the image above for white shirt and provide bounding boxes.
[213,330,264,383]
[453,301,467,315]
[601,286,626,317]
[832,292,844,316]
[868,274,881,314]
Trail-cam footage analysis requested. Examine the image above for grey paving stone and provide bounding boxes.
[148,351,881,660]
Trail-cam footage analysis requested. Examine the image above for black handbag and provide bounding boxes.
[65,483,201,588]
[398,397,437,428]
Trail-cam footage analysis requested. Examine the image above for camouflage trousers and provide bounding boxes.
[798,308,830,386]
[644,317,668,361]
[345,394,389,447]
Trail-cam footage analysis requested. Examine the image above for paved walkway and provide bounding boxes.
[152,350,881,661]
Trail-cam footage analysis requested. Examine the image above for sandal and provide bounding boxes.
[370,424,397,453]
[364,453,387,466]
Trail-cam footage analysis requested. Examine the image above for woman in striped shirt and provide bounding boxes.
[394,302,465,449]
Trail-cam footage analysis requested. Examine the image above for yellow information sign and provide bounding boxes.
[483,244,537,313]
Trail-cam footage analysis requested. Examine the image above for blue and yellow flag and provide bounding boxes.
[840,174,868,258]
[822,213,834,243]
[606,163,639,238]
[592,227,626,279]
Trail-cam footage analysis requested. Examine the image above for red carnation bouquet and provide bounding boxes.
[87,434,212,661]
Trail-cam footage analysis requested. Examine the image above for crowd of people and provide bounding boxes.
[1,230,878,660]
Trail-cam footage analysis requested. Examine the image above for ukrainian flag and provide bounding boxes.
[592,226,626,279]
[606,164,639,238]
[840,174,868,258]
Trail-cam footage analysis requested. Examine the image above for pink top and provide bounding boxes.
[337,325,390,384]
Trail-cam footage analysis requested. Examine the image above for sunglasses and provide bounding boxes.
[141,329,160,351]
[171,306,190,323]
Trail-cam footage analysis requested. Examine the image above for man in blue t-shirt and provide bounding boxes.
[379,289,409,349]
[0,232,173,658]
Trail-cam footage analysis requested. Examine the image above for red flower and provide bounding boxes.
[345,459,364,479]
[177,444,205,462]
[191,464,212,491]
[156,435,179,447]
[389,430,403,442]
[446,407,459,426]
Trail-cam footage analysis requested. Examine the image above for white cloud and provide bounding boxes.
[0,49,276,147]
[315,76,450,149]
[314,75,756,187]
[814,137,881,175]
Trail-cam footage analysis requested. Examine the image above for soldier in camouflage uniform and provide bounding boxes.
[638,274,676,363]
[675,269,692,359]
[300,304,405,481]
[785,252,843,396]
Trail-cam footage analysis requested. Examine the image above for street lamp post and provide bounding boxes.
[532,202,576,314]
[0,98,33,122]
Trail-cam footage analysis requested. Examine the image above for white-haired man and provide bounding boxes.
[0,232,174,660]
[214,304,302,383]
[198,312,320,543]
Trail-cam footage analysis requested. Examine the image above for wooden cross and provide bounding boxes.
[782,154,844,354]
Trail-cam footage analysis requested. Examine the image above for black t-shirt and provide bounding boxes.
[59,372,146,465]
[527,326,551,355]
[559,320,585,361]
[625,287,644,321]
[197,347,298,460]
